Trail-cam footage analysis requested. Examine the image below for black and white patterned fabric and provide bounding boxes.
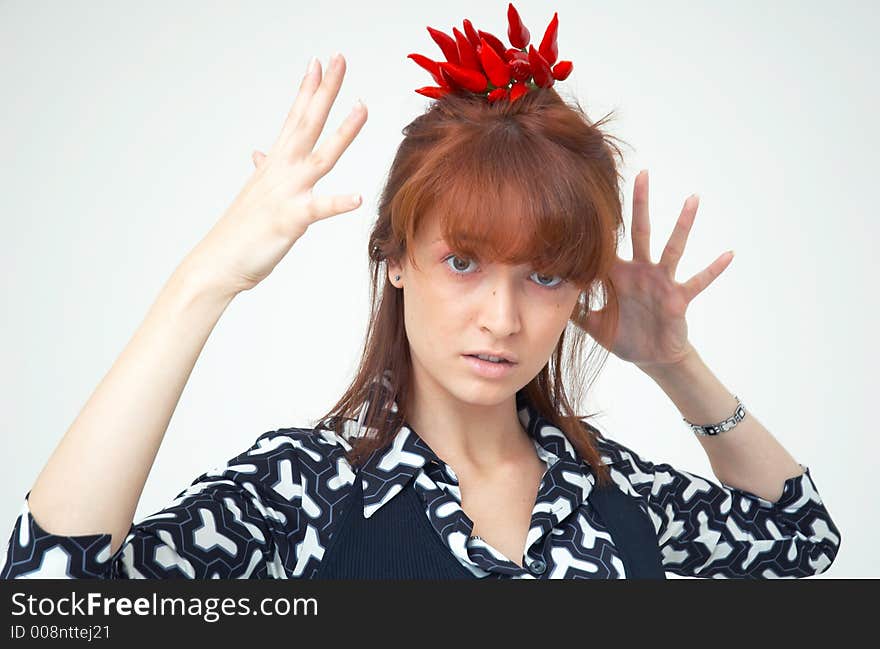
[0,380,841,579]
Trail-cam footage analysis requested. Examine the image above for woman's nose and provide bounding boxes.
[476,284,522,335]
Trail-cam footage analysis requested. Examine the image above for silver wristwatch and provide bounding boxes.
[683,395,746,436]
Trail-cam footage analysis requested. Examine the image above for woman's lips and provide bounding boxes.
[462,354,517,378]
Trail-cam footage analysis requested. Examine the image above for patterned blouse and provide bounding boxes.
[0,389,841,579]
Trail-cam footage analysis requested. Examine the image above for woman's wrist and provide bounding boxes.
[172,253,242,307]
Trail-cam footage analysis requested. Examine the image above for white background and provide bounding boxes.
[1,0,875,577]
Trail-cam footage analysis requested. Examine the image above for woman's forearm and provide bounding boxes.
[26,258,237,555]
[639,344,805,502]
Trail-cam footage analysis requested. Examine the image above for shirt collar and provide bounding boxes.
[357,387,617,520]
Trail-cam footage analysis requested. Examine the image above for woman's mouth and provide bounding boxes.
[462,354,517,378]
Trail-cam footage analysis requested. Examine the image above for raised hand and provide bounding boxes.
[577,170,734,372]
[184,53,368,296]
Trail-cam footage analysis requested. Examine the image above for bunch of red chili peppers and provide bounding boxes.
[408,2,573,103]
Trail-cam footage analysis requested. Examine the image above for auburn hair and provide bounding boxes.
[312,85,630,488]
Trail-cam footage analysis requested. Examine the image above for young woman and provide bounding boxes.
[1,6,841,580]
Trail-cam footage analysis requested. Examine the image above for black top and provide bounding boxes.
[312,453,665,579]
[0,390,841,579]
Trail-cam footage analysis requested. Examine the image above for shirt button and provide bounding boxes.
[528,559,546,575]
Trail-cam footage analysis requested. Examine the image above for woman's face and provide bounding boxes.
[387,215,583,407]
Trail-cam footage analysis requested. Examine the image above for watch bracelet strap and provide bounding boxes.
[683,395,746,436]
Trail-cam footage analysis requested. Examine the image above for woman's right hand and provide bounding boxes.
[183,53,367,296]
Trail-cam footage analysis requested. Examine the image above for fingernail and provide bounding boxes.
[306,56,317,75]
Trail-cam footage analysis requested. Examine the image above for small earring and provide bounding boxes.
[395,275,401,281]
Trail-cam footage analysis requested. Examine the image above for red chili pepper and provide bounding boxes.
[478,30,508,61]
[407,53,448,88]
[438,61,488,93]
[509,80,529,102]
[462,19,482,50]
[478,36,512,87]
[412,4,572,103]
[507,2,530,49]
[415,86,450,99]
[452,26,480,72]
[438,66,460,91]
[487,87,509,103]
[426,26,460,66]
[510,57,531,82]
[539,12,559,66]
[551,60,573,81]
[437,66,462,92]
[527,44,553,87]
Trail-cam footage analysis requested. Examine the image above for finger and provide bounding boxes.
[298,191,363,225]
[287,52,348,161]
[576,305,615,350]
[631,169,651,263]
[252,150,267,168]
[297,98,368,188]
[681,250,734,302]
[658,194,699,278]
[273,57,323,153]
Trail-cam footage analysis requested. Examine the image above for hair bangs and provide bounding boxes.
[407,129,604,288]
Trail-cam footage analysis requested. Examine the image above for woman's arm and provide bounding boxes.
[594,432,841,578]
[2,427,306,579]
[25,259,236,556]
[638,342,806,502]
[10,52,365,574]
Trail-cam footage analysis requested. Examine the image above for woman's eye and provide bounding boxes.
[530,272,565,289]
[443,254,566,290]
[444,254,476,274]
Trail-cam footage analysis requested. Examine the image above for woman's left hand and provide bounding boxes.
[577,170,734,373]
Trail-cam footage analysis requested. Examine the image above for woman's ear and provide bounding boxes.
[387,258,403,287]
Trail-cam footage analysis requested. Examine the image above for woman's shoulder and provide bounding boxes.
[250,423,355,463]
[184,424,356,496]
[578,419,642,468]
[254,424,355,456]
